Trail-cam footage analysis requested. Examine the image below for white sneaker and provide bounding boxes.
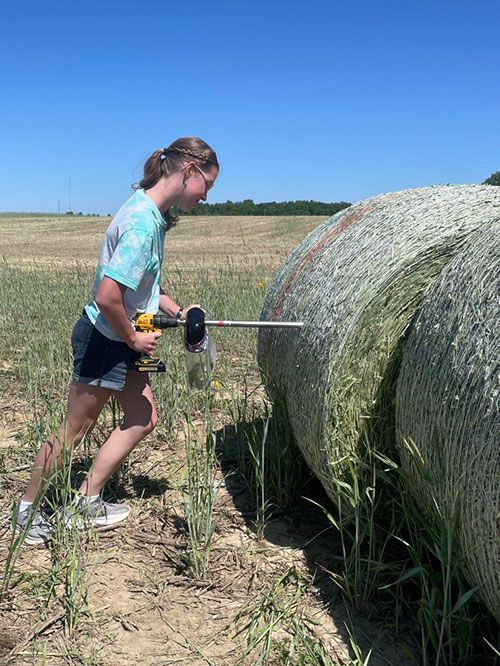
[65,497,130,528]
[14,505,53,546]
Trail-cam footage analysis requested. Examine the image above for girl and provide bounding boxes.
[15,136,219,545]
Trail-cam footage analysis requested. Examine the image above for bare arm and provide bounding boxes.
[95,276,160,354]
[159,288,182,318]
[159,287,200,319]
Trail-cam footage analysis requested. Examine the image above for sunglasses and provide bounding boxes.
[193,164,214,193]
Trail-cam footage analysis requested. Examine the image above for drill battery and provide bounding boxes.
[133,313,179,372]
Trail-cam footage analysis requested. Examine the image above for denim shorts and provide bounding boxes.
[71,311,140,390]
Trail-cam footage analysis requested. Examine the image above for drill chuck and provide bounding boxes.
[134,313,179,332]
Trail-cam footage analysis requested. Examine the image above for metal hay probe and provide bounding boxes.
[133,307,303,373]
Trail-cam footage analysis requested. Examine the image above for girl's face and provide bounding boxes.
[177,163,219,211]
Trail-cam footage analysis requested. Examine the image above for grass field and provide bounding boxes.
[0,214,498,665]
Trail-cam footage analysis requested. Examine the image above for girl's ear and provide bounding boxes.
[180,163,190,186]
[183,161,196,177]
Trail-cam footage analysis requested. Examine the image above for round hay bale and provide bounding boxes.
[257,185,500,501]
[395,221,500,621]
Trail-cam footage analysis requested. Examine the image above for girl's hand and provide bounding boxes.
[131,331,162,355]
[181,304,204,319]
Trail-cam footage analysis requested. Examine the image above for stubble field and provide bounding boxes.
[0,213,418,665]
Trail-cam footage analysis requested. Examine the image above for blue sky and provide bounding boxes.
[1,0,499,214]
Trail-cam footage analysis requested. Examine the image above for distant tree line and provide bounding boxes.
[3,172,498,219]
[0,211,104,217]
[64,211,105,217]
[184,199,352,216]
[483,171,500,186]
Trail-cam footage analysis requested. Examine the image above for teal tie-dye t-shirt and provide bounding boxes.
[85,189,167,342]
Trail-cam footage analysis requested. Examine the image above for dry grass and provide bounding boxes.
[0,214,324,271]
[0,213,424,665]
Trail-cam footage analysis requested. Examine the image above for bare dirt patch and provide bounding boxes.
[2,422,393,665]
[0,214,418,665]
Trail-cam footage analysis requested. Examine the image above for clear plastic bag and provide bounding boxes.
[185,333,217,390]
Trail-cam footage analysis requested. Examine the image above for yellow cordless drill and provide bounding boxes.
[133,313,179,372]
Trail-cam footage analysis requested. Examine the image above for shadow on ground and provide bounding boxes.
[214,420,419,665]
[40,456,172,509]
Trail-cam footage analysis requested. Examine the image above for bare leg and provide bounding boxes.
[78,371,157,496]
[24,382,112,502]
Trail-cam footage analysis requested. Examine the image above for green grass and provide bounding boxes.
[1,237,500,664]
[0,256,298,657]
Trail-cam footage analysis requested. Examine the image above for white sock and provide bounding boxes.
[19,500,33,512]
[74,493,100,506]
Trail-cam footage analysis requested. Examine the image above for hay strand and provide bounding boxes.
[395,220,500,621]
[258,185,500,502]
